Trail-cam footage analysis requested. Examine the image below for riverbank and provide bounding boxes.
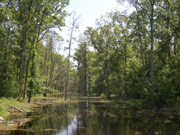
[5,96,180,135]
[79,95,180,114]
[0,95,65,134]
[0,98,34,134]
[1,95,180,134]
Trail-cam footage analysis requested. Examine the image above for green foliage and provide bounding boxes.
[27,78,37,100]
[1,0,180,107]
[74,1,180,106]
[0,0,69,99]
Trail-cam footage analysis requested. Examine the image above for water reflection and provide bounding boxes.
[10,101,180,135]
[55,116,77,135]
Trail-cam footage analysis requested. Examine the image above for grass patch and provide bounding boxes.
[0,97,26,118]
[32,95,57,100]
[32,94,68,104]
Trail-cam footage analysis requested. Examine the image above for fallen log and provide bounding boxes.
[8,106,23,112]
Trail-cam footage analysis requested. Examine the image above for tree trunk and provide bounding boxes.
[19,0,33,97]
[139,34,146,89]
[174,38,176,56]
[49,38,54,88]
[124,45,127,97]
[44,46,48,74]
[105,35,110,100]
[65,14,77,100]
[23,51,31,100]
[65,41,71,101]
[166,16,171,66]
[136,10,146,89]
[23,34,38,100]
[105,59,110,100]
[19,33,28,95]
[150,1,155,104]
[88,76,91,96]
[84,44,87,96]
[17,62,19,81]
[124,34,127,98]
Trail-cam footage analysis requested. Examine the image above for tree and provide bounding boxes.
[87,16,114,100]
[0,0,69,99]
[74,38,88,96]
[65,12,79,100]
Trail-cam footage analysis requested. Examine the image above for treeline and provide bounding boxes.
[0,0,78,101]
[1,0,180,106]
[75,0,180,106]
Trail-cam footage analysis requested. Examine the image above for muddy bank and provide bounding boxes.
[0,98,59,134]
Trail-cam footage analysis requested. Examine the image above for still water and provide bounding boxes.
[10,101,180,135]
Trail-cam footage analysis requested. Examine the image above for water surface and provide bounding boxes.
[10,101,180,135]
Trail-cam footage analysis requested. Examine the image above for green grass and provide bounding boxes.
[32,94,70,104]
[32,94,57,100]
[0,97,26,118]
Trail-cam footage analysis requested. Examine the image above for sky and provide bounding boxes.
[58,0,131,57]
[65,0,122,30]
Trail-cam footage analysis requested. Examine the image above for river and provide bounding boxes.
[9,100,180,135]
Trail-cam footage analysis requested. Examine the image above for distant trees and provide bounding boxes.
[74,0,180,105]
[87,22,112,99]
[74,34,90,96]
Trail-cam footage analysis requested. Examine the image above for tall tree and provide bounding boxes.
[65,12,79,100]
[87,16,114,100]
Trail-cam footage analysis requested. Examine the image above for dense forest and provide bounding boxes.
[0,0,180,107]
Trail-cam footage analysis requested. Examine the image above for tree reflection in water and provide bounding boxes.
[10,101,180,135]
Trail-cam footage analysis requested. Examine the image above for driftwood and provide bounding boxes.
[0,117,5,123]
[8,106,23,112]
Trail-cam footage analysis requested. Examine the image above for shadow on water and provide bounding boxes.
[10,100,180,135]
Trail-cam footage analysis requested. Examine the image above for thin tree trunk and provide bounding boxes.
[19,33,28,95]
[44,45,48,74]
[23,35,38,100]
[5,27,10,81]
[150,1,155,104]
[23,51,31,100]
[65,15,77,100]
[166,16,171,66]
[124,34,127,98]
[49,38,54,88]
[84,44,87,96]
[65,41,71,101]
[44,45,48,90]
[88,76,91,96]
[144,33,148,67]
[17,62,19,81]
[106,59,110,99]
[124,45,127,97]
[136,10,146,89]
[19,0,33,97]
[174,38,176,56]
[105,35,110,100]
